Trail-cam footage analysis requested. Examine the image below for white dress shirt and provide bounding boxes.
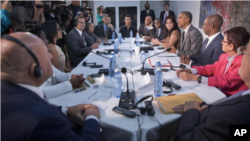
[39,65,72,99]
[75,27,82,36]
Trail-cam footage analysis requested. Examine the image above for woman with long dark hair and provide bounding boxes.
[151,16,181,49]
[97,5,104,25]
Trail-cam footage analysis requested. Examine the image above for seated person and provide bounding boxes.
[151,16,180,49]
[94,15,117,41]
[173,41,250,141]
[181,14,224,66]
[152,18,165,41]
[176,27,250,97]
[139,16,156,42]
[1,32,100,141]
[83,22,102,46]
[66,16,99,68]
[119,15,137,38]
[43,21,72,72]
[169,11,203,57]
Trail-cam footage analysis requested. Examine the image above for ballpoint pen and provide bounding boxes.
[74,88,86,93]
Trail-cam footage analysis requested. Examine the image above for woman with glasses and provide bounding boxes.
[176,27,250,97]
[43,21,71,72]
[151,16,181,49]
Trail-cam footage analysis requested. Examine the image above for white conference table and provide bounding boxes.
[49,38,226,141]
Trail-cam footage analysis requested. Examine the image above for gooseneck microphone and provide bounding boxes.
[121,67,129,95]
[141,48,172,75]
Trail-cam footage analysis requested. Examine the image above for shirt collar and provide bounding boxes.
[75,27,82,36]
[227,54,238,62]
[183,24,191,33]
[17,83,44,99]
[208,32,220,41]
[165,10,169,13]
[242,89,250,96]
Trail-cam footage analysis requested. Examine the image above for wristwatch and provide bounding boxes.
[197,76,202,83]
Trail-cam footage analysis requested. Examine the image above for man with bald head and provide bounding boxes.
[1,33,100,141]
[174,41,250,141]
[138,16,156,41]
[181,14,224,66]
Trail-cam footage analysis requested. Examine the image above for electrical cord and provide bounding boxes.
[150,116,164,140]
[136,114,144,141]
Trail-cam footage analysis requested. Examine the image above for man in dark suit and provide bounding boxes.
[119,15,137,38]
[139,16,156,42]
[160,3,175,23]
[94,15,117,40]
[153,18,165,41]
[173,41,250,141]
[169,11,203,57]
[66,0,80,33]
[181,14,224,66]
[1,33,100,141]
[140,3,155,24]
[67,16,99,68]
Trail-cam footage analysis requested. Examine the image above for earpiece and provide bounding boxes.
[134,95,154,116]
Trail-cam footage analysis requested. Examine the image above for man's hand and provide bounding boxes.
[184,101,201,112]
[108,24,114,30]
[70,74,85,88]
[67,10,73,21]
[180,55,191,65]
[172,104,185,114]
[34,0,44,14]
[149,19,153,28]
[96,38,102,44]
[179,72,198,81]
[67,104,99,121]
[173,102,208,113]
[84,107,100,120]
[176,68,192,77]
[91,43,99,49]
[1,1,12,13]
[151,38,160,45]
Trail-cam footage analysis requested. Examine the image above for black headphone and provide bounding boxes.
[74,16,80,26]
[1,35,43,78]
[134,95,155,116]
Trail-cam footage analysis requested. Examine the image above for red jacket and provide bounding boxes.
[192,53,248,97]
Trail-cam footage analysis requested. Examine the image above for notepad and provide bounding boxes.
[155,93,203,114]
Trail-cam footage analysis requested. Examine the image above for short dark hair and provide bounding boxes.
[155,18,162,23]
[125,15,131,19]
[85,22,94,31]
[224,27,250,51]
[165,3,170,6]
[145,3,150,6]
[99,5,103,11]
[181,11,193,23]
[42,21,58,44]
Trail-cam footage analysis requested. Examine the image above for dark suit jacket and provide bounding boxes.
[66,4,79,33]
[66,28,92,68]
[160,10,175,22]
[1,80,100,141]
[191,33,224,66]
[138,23,156,37]
[140,9,155,24]
[83,30,100,47]
[175,90,250,141]
[178,24,203,57]
[94,24,117,39]
[154,26,165,41]
[119,25,137,38]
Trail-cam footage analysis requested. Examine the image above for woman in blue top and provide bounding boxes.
[97,5,104,25]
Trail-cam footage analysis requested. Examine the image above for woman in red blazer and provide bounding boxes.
[176,27,250,97]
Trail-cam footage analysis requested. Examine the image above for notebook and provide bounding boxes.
[155,93,203,114]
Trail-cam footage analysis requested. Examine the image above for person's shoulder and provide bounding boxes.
[120,25,126,29]
[150,9,155,12]
[189,25,202,35]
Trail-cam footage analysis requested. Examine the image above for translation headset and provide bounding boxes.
[134,95,155,116]
[74,16,80,26]
[1,35,43,78]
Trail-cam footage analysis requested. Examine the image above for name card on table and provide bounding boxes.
[102,84,114,90]
[137,82,154,95]
[99,74,107,84]
[144,72,152,84]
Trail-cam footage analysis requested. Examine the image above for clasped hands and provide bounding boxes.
[67,104,100,121]
[172,101,208,114]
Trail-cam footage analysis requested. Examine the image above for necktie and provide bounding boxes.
[105,26,108,38]
[158,29,161,37]
[147,10,149,15]
[82,33,87,46]
[200,38,209,53]
[182,31,185,44]
[146,27,148,32]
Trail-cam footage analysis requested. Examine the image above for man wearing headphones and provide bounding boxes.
[1,32,100,141]
[66,16,99,68]
[119,15,137,38]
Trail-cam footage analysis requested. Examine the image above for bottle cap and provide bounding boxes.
[110,55,113,58]
[111,51,114,54]
[157,68,161,71]
[115,69,119,72]
[141,51,145,53]
[157,60,160,62]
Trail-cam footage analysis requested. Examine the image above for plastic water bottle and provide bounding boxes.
[130,30,133,38]
[118,33,122,44]
[154,68,163,97]
[109,56,115,78]
[114,69,122,98]
[154,60,162,74]
[140,51,146,66]
[111,51,116,67]
[112,32,115,41]
[136,33,140,46]
[114,41,119,54]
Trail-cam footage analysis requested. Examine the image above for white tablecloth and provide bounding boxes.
[49,38,226,141]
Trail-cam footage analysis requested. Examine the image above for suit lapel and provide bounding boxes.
[202,33,222,55]
[101,24,105,38]
[73,28,84,45]
[182,25,192,50]
[144,24,147,35]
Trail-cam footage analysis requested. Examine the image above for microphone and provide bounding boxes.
[82,61,96,66]
[121,67,129,95]
[90,51,109,59]
[141,48,172,75]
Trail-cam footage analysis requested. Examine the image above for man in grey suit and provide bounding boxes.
[138,16,156,42]
[170,11,203,57]
[66,16,99,68]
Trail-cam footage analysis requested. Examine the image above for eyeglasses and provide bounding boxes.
[221,40,230,44]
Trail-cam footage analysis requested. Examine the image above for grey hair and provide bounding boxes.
[181,11,193,23]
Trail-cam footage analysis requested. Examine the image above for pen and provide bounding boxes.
[74,88,86,93]
[85,82,90,87]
